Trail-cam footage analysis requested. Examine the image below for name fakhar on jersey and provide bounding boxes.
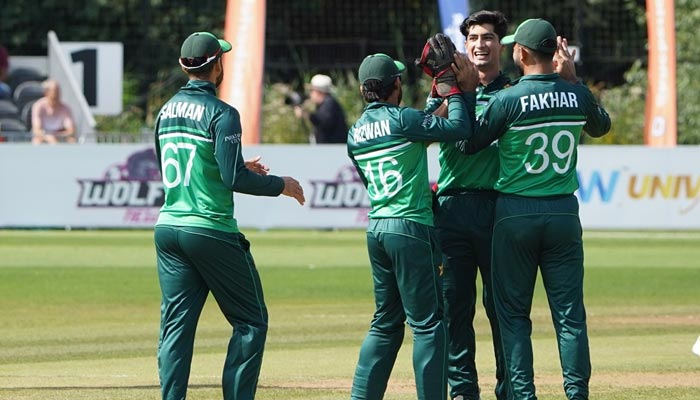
[353,119,391,143]
[519,91,579,112]
[160,101,205,121]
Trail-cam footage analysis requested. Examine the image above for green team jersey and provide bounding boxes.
[154,80,284,233]
[461,73,610,197]
[426,73,511,194]
[348,94,475,226]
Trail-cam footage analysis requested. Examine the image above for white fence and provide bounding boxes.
[1,144,699,230]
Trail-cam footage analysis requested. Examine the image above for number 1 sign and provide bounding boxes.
[60,42,123,116]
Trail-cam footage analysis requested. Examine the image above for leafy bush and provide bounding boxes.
[676,61,700,144]
[260,82,309,144]
[596,61,646,145]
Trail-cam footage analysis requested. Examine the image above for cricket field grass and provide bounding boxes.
[0,229,699,399]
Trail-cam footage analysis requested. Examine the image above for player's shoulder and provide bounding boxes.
[195,92,233,112]
[362,102,406,124]
[396,104,431,130]
[200,95,239,122]
[494,75,551,99]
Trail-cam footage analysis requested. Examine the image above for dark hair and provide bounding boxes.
[460,10,508,40]
[361,79,396,103]
[526,47,555,62]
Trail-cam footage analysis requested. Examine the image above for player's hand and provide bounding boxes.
[281,176,306,205]
[452,52,479,92]
[553,36,579,83]
[244,155,270,175]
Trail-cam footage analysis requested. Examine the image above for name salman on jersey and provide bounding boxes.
[353,119,391,143]
[519,91,579,112]
[160,102,205,121]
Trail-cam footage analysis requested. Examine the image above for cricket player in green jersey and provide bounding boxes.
[424,11,511,400]
[458,19,611,400]
[153,31,305,400]
[347,48,479,400]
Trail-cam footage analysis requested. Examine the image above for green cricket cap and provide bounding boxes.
[358,53,406,87]
[179,32,232,70]
[501,18,557,54]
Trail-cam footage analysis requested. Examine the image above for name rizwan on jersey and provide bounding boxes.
[519,91,579,113]
[353,119,391,143]
[160,102,205,121]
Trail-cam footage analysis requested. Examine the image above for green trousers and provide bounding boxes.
[492,194,590,400]
[155,225,268,400]
[351,218,447,400]
[434,191,508,400]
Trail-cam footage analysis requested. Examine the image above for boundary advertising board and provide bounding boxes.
[0,145,698,230]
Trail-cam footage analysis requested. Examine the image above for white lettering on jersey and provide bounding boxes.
[353,119,391,143]
[160,102,205,122]
[519,92,579,112]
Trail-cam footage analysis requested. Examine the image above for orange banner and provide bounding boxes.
[220,0,266,144]
[644,0,677,147]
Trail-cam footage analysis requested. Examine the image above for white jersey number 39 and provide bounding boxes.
[524,130,575,174]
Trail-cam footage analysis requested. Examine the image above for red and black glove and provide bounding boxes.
[415,33,461,97]
[415,33,455,77]
[432,70,461,98]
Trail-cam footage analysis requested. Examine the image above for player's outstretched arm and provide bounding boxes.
[281,176,306,205]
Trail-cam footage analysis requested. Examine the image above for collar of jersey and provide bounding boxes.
[184,79,217,95]
[487,72,511,89]
[518,73,559,82]
[364,101,397,111]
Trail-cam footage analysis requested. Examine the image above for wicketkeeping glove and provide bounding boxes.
[415,33,456,77]
[432,70,461,97]
[415,33,461,97]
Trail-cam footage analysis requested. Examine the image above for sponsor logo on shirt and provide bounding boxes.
[421,114,434,129]
[224,133,242,144]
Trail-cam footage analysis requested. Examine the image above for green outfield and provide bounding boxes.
[0,229,699,400]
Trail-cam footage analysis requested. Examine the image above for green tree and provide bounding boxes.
[675,0,700,144]
[602,0,700,144]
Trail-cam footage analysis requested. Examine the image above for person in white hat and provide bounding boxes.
[293,73,348,143]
